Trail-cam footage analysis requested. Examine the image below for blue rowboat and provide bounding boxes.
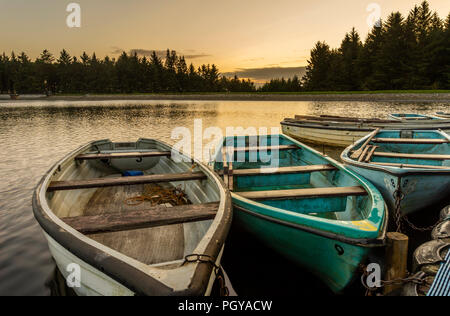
[389,113,440,121]
[341,130,450,216]
[213,134,387,293]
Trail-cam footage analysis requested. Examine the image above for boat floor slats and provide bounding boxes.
[237,186,367,200]
[373,152,450,160]
[75,151,172,160]
[233,164,337,176]
[372,138,449,144]
[48,172,207,191]
[81,185,185,265]
[370,162,450,170]
[232,145,298,152]
[62,202,219,234]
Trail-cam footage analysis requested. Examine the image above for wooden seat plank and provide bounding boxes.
[48,172,207,192]
[232,164,337,176]
[372,138,448,144]
[373,152,450,160]
[237,186,367,201]
[75,151,171,160]
[62,202,219,234]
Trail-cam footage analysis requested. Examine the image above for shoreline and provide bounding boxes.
[1,92,450,103]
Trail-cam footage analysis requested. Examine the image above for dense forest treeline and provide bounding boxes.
[300,1,449,91]
[0,1,448,94]
[262,1,450,92]
[0,49,256,94]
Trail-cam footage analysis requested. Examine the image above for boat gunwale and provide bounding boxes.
[341,130,450,176]
[32,138,233,296]
[218,133,387,243]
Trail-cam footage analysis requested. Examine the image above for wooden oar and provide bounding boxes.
[364,146,378,163]
[350,128,380,160]
[358,145,372,162]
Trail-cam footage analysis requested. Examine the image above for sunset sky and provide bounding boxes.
[0,0,448,82]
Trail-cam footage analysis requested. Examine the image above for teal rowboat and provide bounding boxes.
[341,130,450,216]
[213,134,387,293]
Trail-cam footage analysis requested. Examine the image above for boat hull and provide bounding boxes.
[45,232,134,296]
[45,231,222,296]
[345,165,450,215]
[233,200,370,293]
[341,130,450,215]
[281,120,450,147]
[281,123,371,147]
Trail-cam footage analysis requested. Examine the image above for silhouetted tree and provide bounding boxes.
[301,1,449,91]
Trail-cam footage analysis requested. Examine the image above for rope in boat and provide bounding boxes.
[124,164,198,207]
[124,184,189,207]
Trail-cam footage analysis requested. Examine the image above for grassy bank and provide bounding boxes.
[2,90,449,102]
[52,90,450,96]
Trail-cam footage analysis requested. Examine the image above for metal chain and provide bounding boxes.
[392,183,436,232]
[183,254,229,296]
[393,188,405,232]
[402,215,436,232]
[360,264,425,296]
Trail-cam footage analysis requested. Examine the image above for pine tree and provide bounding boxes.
[302,41,333,90]
[35,49,56,94]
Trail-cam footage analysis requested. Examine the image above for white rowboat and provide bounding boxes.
[281,115,450,147]
[33,138,232,296]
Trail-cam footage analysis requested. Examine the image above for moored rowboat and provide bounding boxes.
[389,113,440,121]
[33,138,232,296]
[213,134,387,293]
[281,115,450,147]
[341,130,450,216]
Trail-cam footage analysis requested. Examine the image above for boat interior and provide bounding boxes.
[215,135,372,222]
[46,139,220,266]
[350,130,450,169]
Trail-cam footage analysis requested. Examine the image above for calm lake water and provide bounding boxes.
[0,99,448,296]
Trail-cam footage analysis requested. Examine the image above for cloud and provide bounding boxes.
[184,53,211,59]
[110,47,210,60]
[223,66,307,82]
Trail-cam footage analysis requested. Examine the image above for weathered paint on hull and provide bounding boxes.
[345,166,450,215]
[282,124,370,147]
[45,233,135,296]
[233,199,369,293]
[45,232,221,296]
